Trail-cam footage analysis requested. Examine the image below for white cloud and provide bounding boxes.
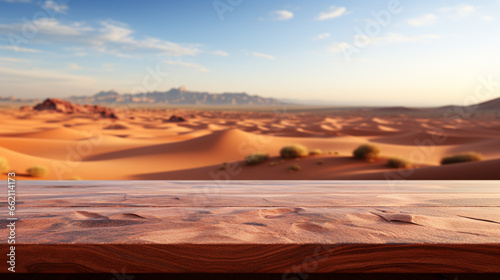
[0,18,93,40]
[439,4,495,22]
[481,15,494,21]
[97,21,199,56]
[42,0,68,14]
[272,10,294,21]
[316,6,346,21]
[0,45,42,53]
[439,4,476,19]
[99,21,134,44]
[313,32,331,40]
[212,50,229,56]
[260,10,294,21]
[250,52,275,60]
[328,42,350,53]
[0,66,94,83]
[0,19,200,57]
[365,33,439,45]
[328,33,439,53]
[67,63,81,70]
[0,57,30,63]
[165,60,208,72]
[408,13,438,26]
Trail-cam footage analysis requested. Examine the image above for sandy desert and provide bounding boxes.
[1,99,499,181]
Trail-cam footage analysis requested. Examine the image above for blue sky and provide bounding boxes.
[0,0,499,106]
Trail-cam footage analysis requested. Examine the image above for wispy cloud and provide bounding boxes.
[272,10,294,21]
[481,15,494,21]
[67,63,81,70]
[329,33,439,53]
[43,0,68,14]
[0,18,93,39]
[328,42,350,53]
[260,10,294,21]
[0,57,30,63]
[249,52,275,60]
[0,45,42,53]
[408,13,438,26]
[212,50,229,56]
[0,19,200,57]
[438,4,495,22]
[439,4,476,19]
[313,32,331,40]
[0,66,94,83]
[316,6,346,21]
[365,33,439,45]
[165,60,208,72]
[98,21,199,56]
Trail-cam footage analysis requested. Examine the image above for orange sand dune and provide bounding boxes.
[0,126,93,140]
[1,107,499,180]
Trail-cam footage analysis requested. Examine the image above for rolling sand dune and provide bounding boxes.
[1,106,500,180]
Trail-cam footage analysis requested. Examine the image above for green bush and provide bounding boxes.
[353,144,381,161]
[280,144,309,159]
[441,152,483,165]
[218,162,228,170]
[27,165,48,177]
[387,157,412,168]
[309,149,322,156]
[287,164,301,172]
[245,152,269,166]
[0,157,10,174]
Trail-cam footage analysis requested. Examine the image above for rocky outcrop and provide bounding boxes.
[31,98,120,119]
[165,115,187,122]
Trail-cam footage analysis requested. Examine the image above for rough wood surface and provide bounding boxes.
[1,181,499,273]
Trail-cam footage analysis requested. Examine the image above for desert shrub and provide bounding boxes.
[309,149,322,156]
[280,144,309,159]
[317,160,324,165]
[0,157,10,173]
[387,157,412,168]
[27,165,48,177]
[287,164,301,172]
[441,152,483,165]
[353,144,381,161]
[269,161,278,167]
[245,152,269,166]
[219,162,227,170]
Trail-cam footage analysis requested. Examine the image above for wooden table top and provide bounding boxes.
[1,180,500,273]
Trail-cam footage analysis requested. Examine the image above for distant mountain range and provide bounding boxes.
[0,86,285,106]
[67,86,286,106]
[1,87,500,110]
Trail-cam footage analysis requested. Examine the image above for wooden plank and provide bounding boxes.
[3,244,500,273]
[1,181,499,273]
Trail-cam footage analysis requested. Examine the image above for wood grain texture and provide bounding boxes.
[1,181,499,273]
[2,244,500,273]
